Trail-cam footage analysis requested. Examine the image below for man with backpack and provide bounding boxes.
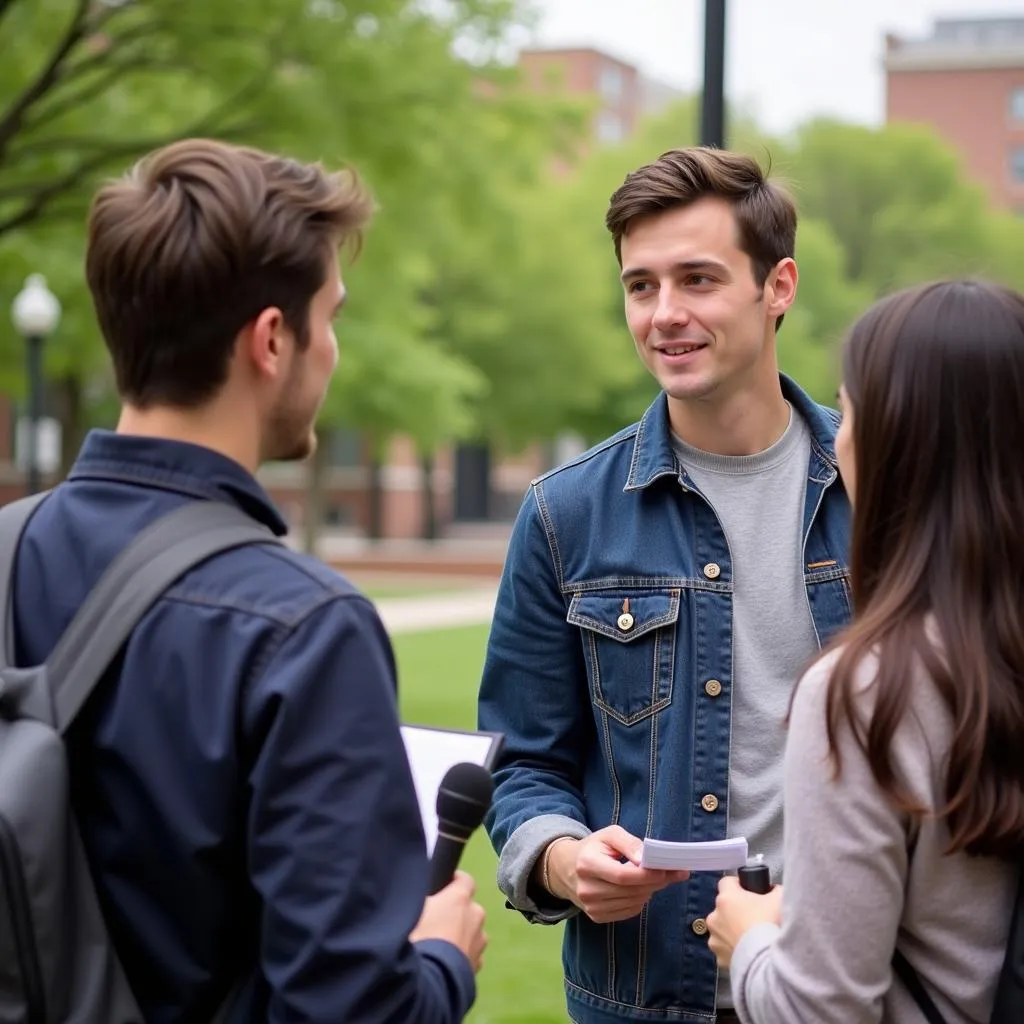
[0,139,485,1023]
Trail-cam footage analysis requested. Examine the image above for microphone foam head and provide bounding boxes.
[436,762,494,836]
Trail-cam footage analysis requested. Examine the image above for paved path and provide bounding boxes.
[372,586,497,635]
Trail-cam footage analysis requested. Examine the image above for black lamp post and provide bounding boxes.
[700,0,727,148]
[11,274,61,496]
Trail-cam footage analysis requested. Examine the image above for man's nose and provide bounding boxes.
[652,287,690,332]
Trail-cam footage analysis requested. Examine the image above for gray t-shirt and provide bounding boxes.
[672,405,819,1008]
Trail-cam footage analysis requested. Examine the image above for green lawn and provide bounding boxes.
[392,624,568,1023]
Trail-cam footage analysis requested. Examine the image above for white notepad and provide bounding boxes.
[400,725,503,855]
[640,836,749,871]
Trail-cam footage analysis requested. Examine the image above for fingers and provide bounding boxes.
[580,897,652,924]
[579,855,685,889]
[576,877,687,923]
[473,927,489,971]
[597,824,644,863]
[716,875,741,897]
[584,827,689,887]
[450,870,477,897]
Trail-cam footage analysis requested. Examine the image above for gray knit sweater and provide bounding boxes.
[731,646,1020,1023]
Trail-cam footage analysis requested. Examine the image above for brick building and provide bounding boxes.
[885,16,1024,212]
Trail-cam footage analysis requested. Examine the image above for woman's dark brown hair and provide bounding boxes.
[825,278,1024,859]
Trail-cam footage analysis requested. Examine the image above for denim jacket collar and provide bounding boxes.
[624,373,839,493]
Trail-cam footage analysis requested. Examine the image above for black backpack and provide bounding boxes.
[0,494,279,1023]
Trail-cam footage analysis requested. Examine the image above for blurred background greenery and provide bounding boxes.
[3,1,1023,546]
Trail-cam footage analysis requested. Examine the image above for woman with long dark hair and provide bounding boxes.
[705,279,1024,1022]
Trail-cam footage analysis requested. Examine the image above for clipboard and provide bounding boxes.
[400,724,504,855]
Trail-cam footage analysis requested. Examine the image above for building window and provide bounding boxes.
[1010,86,1024,123]
[599,65,623,101]
[596,112,624,144]
[326,427,363,468]
[1010,145,1024,183]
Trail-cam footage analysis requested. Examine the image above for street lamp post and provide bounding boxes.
[700,0,727,148]
[11,274,61,495]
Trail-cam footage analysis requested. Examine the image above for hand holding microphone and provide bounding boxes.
[707,853,783,968]
[410,763,493,973]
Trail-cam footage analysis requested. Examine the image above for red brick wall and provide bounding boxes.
[519,48,641,142]
[887,65,1024,210]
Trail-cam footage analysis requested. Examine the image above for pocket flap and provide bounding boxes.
[567,590,680,643]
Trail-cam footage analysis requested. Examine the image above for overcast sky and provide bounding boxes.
[518,0,1023,135]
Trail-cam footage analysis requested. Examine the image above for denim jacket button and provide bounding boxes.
[701,793,719,813]
[691,917,709,936]
[703,562,721,579]
[704,679,722,697]
[617,612,635,632]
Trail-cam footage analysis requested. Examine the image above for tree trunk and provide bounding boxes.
[420,451,438,541]
[55,374,84,482]
[302,431,329,556]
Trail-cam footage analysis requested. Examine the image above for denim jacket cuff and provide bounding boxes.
[497,814,592,924]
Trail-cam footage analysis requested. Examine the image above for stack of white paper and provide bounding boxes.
[640,836,748,871]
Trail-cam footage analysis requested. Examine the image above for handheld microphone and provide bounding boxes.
[737,853,773,894]
[427,762,494,895]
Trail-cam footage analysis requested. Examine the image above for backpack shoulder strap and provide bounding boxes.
[0,492,52,670]
[990,871,1024,1023]
[46,500,284,733]
[892,948,949,1024]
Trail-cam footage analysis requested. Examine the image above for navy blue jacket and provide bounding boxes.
[12,431,474,1023]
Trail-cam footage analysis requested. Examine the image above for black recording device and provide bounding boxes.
[737,853,773,894]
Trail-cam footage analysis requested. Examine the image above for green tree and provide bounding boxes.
[0,0,568,509]
[787,120,1000,295]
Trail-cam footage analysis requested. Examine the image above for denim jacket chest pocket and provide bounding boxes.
[567,589,681,726]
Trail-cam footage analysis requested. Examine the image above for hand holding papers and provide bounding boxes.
[640,836,748,872]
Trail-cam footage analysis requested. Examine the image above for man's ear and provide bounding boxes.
[240,306,288,381]
[764,258,798,319]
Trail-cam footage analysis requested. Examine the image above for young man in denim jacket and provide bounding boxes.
[478,148,851,1024]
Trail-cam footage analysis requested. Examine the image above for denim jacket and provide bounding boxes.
[478,376,852,1024]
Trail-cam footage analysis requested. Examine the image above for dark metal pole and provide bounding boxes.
[25,334,43,495]
[700,0,727,147]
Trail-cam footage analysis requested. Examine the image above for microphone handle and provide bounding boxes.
[428,832,469,895]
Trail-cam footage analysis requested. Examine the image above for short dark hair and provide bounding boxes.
[606,147,797,328]
[86,138,374,408]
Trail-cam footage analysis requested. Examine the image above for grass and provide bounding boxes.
[392,624,567,1024]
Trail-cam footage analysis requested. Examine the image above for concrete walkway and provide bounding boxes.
[372,585,498,635]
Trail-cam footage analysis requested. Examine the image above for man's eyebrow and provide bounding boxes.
[620,259,730,283]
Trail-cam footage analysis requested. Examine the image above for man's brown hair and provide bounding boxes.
[86,138,374,408]
[606,147,797,326]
